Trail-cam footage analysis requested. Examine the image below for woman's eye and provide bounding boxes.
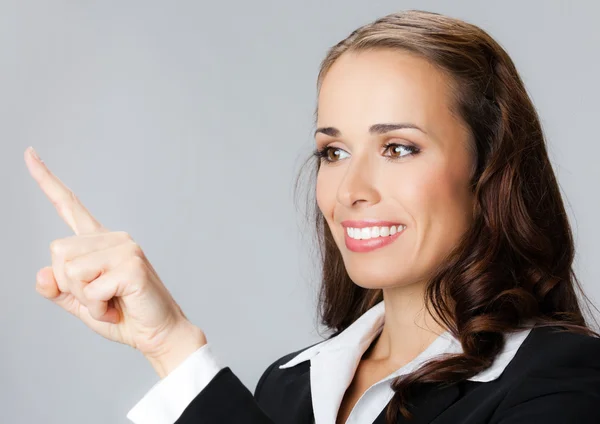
[383,143,419,159]
[314,146,350,163]
[328,148,350,161]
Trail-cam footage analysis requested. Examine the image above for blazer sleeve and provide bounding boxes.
[173,359,279,423]
[127,342,279,424]
[490,334,600,424]
[127,343,226,424]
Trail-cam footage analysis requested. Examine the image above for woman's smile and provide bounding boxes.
[342,219,407,253]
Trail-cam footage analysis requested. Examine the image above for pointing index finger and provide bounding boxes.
[24,147,105,235]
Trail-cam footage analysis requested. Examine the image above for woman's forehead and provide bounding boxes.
[316,50,458,143]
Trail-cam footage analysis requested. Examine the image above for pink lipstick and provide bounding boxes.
[341,220,406,253]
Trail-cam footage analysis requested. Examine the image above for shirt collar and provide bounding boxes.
[279,300,533,382]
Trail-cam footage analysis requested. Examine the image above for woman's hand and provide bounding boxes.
[24,147,206,374]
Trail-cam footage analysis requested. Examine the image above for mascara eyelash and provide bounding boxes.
[312,146,334,161]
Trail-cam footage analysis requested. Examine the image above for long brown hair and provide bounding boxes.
[293,9,599,423]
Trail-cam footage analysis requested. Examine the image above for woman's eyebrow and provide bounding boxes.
[313,122,428,138]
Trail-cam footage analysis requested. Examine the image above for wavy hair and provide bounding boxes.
[294,9,599,423]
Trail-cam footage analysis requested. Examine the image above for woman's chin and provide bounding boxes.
[346,268,415,290]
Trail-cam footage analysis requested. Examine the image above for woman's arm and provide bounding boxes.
[174,364,278,423]
[127,340,224,424]
[128,331,280,424]
[25,150,280,424]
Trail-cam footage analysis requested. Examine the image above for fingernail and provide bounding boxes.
[29,147,42,162]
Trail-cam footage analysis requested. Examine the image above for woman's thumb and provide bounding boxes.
[35,266,61,299]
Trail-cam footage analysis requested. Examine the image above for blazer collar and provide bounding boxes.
[278,300,533,424]
[280,300,532,382]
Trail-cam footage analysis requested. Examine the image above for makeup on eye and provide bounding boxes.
[312,142,421,164]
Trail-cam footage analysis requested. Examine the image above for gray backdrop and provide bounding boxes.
[2,1,599,423]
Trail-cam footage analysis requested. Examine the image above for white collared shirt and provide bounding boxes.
[126,300,533,424]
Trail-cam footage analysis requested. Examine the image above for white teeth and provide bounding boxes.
[346,225,405,240]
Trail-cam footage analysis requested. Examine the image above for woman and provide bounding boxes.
[26,9,600,424]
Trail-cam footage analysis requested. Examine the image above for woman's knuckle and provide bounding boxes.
[129,241,144,258]
[64,260,77,278]
[49,239,63,255]
[116,230,133,241]
[129,255,147,275]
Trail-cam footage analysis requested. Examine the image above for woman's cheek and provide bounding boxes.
[316,170,337,220]
[394,168,437,215]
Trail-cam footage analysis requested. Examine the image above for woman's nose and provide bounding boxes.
[336,155,381,208]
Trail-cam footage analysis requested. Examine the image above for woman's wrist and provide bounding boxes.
[144,321,208,379]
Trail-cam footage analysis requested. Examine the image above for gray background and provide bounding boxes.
[2,0,599,422]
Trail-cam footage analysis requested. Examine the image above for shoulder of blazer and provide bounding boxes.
[487,325,600,423]
[504,324,600,376]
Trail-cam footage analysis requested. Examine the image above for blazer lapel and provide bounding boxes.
[275,358,461,424]
[278,362,314,424]
[373,383,461,424]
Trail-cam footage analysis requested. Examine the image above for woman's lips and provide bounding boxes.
[344,225,406,253]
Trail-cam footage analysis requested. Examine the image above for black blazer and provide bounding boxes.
[174,325,600,423]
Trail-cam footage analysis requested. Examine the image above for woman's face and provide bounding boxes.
[315,49,476,290]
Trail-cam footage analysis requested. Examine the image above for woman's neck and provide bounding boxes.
[364,284,448,366]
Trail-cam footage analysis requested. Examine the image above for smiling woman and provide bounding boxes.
[313,49,476,296]
[28,8,600,424]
